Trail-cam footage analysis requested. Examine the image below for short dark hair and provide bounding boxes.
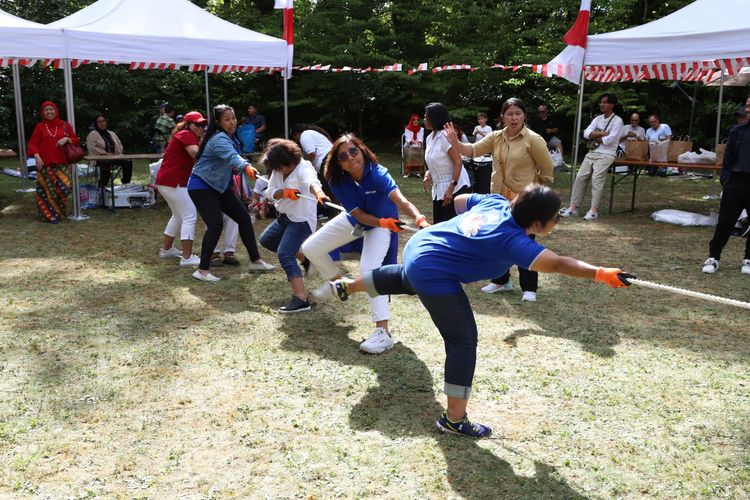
[425,102,451,131]
[501,97,526,116]
[261,138,302,172]
[599,93,618,105]
[477,112,488,119]
[648,113,660,121]
[511,184,561,229]
[324,133,378,185]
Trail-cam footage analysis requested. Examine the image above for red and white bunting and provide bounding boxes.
[432,64,472,73]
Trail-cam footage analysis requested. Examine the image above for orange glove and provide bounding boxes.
[415,215,430,229]
[244,164,258,179]
[595,267,633,288]
[282,189,300,200]
[316,192,331,205]
[379,218,404,232]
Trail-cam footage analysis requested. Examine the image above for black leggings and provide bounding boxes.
[98,159,133,187]
[432,186,471,223]
[189,188,260,270]
[709,173,750,260]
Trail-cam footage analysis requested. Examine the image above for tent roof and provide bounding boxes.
[49,0,287,68]
[0,9,66,60]
[584,0,750,66]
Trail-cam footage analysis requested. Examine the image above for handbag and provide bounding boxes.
[667,136,693,162]
[64,142,85,164]
[62,123,85,163]
[585,114,615,151]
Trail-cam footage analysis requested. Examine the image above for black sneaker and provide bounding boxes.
[436,411,492,438]
[279,296,311,314]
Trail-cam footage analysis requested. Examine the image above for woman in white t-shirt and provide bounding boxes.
[259,139,330,314]
[423,102,471,223]
[291,124,335,219]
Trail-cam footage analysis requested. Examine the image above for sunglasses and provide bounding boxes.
[337,146,360,162]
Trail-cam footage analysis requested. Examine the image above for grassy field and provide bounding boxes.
[0,154,748,498]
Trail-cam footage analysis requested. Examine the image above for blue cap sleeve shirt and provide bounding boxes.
[403,194,546,295]
[328,162,399,228]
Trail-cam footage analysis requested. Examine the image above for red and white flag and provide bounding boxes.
[546,0,591,84]
[274,0,294,78]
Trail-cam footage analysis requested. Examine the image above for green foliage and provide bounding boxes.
[0,0,741,153]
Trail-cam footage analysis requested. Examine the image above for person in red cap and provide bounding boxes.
[27,101,80,223]
[155,111,207,266]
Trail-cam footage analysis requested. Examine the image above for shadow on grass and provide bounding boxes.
[278,318,585,499]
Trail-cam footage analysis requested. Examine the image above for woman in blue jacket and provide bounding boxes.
[188,104,274,282]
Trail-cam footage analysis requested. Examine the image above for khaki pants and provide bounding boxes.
[570,151,615,210]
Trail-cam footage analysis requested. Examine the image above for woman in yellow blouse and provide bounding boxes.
[445,97,553,302]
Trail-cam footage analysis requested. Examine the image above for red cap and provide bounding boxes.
[183,111,207,124]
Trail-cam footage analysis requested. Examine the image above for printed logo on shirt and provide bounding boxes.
[365,190,377,195]
[459,212,499,237]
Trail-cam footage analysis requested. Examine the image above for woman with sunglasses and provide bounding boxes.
[302,134,430,353]
[315,185,633,438]
[156,111,207,266]
[188,104,274,282]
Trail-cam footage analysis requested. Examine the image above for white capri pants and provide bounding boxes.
[301,212,391,323]
[214,215,238,253]
[158,185,197,241]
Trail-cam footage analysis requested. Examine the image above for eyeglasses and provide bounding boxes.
[337,146,360,162]
[600,100,611,105]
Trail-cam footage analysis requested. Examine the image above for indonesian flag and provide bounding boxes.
[274,0,294,79]
[546,0,591,84]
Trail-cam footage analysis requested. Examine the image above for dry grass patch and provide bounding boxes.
[0,158,748,498]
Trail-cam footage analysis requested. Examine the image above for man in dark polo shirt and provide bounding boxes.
[702,96,750,275]
[530,104,563,155]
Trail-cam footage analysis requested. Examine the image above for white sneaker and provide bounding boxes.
[702,257,719,274]
[741,259,750,274]
[192,270,220,282]
[359,327,395,354]
[179,254,200,267]
[582,209,599,221]
[559,207,577,218]
[159,246,182,258]
[480,282,513,294]
[522,291,537,302]
[248,261,275,272]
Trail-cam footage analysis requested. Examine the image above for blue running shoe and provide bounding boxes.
[436,411,492,438]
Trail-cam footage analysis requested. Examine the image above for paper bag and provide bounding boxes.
[623,141,648,161]
[649,140,669,162]
[667,137,693,162]
[715,141,727,165]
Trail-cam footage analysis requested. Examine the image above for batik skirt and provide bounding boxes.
[35,163,71,223]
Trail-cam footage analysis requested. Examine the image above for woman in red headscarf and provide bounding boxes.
[404,114,424,146]
[27,101,80,223]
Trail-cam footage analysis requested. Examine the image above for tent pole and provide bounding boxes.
[204,69,210,118]
[714,71,725,151]
[11,62,30,191]
[688,82,698,139]
[571,71,585,193]
[64,58,88,222]
[283,75,289,139]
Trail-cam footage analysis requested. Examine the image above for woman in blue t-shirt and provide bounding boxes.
[302,133,430,355]
[316,184,634,438]
[188,104,275,282]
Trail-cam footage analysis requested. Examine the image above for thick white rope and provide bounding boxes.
[628,278,750,310]
[298,194,418,232]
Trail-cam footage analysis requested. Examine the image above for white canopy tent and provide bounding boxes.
[551,0,750,178]
[3,0,288,220]
[0,9,66,177]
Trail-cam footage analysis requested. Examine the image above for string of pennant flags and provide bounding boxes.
[2,57,750,83]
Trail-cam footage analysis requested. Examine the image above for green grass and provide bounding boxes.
[0,155,748,498]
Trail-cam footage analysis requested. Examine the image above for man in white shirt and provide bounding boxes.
[620,113,646,148]
[645,114,673,142]
[559,93,624,221]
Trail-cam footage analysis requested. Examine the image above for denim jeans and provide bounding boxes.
[259,214,312,280]
[365,264,477,400]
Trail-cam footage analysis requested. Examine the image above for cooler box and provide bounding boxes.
[103,184,156,208]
